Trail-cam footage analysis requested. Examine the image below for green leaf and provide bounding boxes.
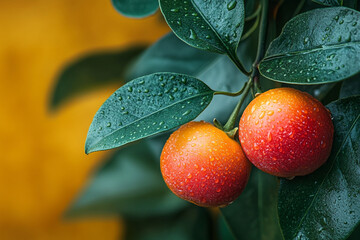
[49,46,145,111]
[124,207,211,240]
[278,96,360,240]
[340,74,360,98]
[220,169,282,240]
[158,0,245,56]
[126,33,218,80]
[312,0,343,6]
[67,138,187,218]
[111,0,158,18]
[85,72,214,153]
[259,7,360,84]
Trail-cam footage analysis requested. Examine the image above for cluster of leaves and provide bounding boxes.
[50,0,360,239]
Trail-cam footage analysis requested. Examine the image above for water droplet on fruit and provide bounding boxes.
[216,188,222,193]
[259,111,265,119]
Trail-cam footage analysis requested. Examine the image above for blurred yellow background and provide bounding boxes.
[0,0,169,239]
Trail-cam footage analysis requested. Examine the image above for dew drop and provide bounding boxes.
[189,29,197,40]
[227,0,237,10]
[267,110,274,116]
[216,188,222,193]
[259,111,265,119]
[304,37,309,44]
[170,8,179,12]
[182,110,192,116]
[106,122,111,127]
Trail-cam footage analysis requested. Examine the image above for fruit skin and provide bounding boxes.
[161,121,251,207]
[239,87,334,178]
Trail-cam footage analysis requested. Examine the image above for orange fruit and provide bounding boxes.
[239,88,334,178]
[161,121,251,207]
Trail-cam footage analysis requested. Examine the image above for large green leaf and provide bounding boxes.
[85,73,214,153]
[158,0,245,57]
[313,0,343,6]
[124,207,211,240]
[278,96,360,240]
[340,74,360,98]
[49,47,145,111]
[126,33,218,80]
[220,169,282,240]
[67,138,187,218]
[259,7,360,84]
[111,0,158,18]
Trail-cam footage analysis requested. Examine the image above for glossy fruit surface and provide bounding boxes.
[239,88,334,178]
[161,121,251,207]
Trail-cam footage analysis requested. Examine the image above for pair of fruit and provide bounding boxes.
[161,88,334,207]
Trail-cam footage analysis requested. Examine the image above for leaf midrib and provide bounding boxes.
[291,113,360,239]
[87,90,214,151]
[263,40,360,61]
[190,0,238,55]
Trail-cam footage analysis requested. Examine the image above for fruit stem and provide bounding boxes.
[223,79,253,132]
[222,0,268,133]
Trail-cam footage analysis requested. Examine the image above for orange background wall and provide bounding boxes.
[0,0,169,239]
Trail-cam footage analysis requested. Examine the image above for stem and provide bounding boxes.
[245,3,262,21]
[252,0,269,92]
[214,82,247,96]
[221,0,269,132]
[240,13,260,42]
[228,53,251,76]
[223,79,253,132]
[292,0,306,17]
[255,0,269,65]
